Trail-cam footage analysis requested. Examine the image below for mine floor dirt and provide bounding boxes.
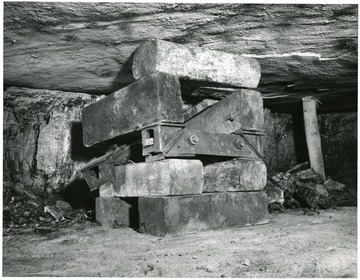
[2,207,357,277]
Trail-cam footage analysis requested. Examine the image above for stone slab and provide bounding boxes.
[203,159,267,192]
[95,197,139,228]
[82,72,183,147]
[99,159,203,197]
[139,192,269,236]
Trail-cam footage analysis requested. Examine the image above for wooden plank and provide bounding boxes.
[186,89,264,133]
[132,39,261,88]
[139,192,269,236]
[82,72,183,147]
[203,159,267,192]
[99,159,203,197]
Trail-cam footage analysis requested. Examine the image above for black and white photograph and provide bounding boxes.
[2,1,358,277]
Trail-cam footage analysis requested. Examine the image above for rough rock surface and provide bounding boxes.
[3,3,357,112]
[263,109,298,174]
[3,87,102,191]
[318,112,357,192]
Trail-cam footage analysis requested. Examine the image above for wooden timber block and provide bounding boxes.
[132,39,261,88]
[82,72,183,147]
[139,192,269,236]
[99,159,203,197]
[186,89,264,133]
[95,197,139,228]
[302,96,326,181]
[203,159,267,192]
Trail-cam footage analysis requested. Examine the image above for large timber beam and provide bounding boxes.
[132,39,261,88]
[82,72,183,147]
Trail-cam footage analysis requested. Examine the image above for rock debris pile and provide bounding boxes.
[265,162,356,213]
[3,181,96,235]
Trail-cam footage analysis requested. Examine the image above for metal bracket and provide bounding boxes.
[231,128,264,159]
[141,124,263,162]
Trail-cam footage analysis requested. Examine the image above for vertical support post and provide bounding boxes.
[302,96,325,181]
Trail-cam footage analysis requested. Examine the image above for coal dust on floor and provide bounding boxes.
[2,207,357,277]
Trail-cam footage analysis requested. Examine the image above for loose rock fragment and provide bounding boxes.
[44,205,63,221]
[55,200,73,211]
[295,168,322,184]
[293,182,332,209]
[265,181,284,205]
[323,178,346,191]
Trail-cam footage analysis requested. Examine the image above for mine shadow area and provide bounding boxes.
[2,206,357,278]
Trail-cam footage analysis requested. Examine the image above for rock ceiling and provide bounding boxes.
[3,3,358,113]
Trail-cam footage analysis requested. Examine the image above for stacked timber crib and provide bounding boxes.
[80,39,269,236]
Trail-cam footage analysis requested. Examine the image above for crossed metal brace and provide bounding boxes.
[140,123,264,162]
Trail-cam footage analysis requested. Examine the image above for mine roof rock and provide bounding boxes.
[3,3,357,112]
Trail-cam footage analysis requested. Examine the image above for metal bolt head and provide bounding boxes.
[189,135,199,145]
[234,138,244,149]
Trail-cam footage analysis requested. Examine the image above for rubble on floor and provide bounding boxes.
[265,162,356,213]
[3,181,97,235]
[4,160,355,233]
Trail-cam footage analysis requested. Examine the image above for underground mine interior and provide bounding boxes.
[2,2,358,278]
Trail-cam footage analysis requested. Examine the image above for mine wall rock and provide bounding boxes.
[318,112,357,191]
[263,108,298,174]
[3,87,102,192]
